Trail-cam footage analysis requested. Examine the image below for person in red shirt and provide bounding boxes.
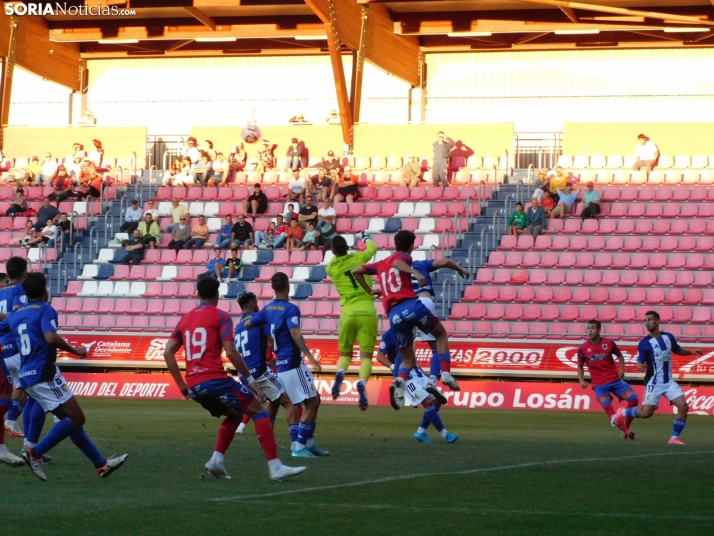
[577,319,638,439]
[352,230,451,410]
[540,190,557,215]
[163,277,306,481]
[286,219,304,252]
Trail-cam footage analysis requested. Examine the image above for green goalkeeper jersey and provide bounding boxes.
[326,239,378,307]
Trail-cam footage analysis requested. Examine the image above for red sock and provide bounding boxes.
[254,416,278,461]
[215,417,240,454]
[625,399,638,428]
[440,360,451,373]
[241,413,251,425]
[398,371,409,381]
[297,405,304,420]
[603,405,627,433]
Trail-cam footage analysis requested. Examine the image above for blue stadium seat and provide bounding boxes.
[109,249,129,264]
[383,218,402,233]
[238,265,260,281]
[291,283,312,300]
[255,250,274,265]
[93,264,115,280]
[306,266,326,282]
[224,282,246,299]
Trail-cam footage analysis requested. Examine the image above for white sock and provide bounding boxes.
[211,451,224,465]
[294,443,306,451]
[237,423,246,432]
[24,440,36,449]
[417,427,427,434]
[337,368,345,375]
[306,437,315,448]
[440,429,448,439]
[0,444,8,452]
[429,375,437,383]
[268,458,282,472]
[359,378,367,385]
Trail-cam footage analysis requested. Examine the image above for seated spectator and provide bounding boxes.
[66,156,83,182]
[633,133,659,173]
[185,215,209,250]
[201,247,230,282]
[34,197,60,232]
[88,139,105,169]
[192,152,213,186]
[317,198,335,230]
[298,196,318,229]
[322,151,340,171]
[508,202,527,235]
[309,169,333,202]
[324,109,340,124]
[255,219,286,250]
[203,140,217,161]
[549,167,568,202]
[120,199,143,234]
[399,154,423,189]
[229,143,247,176]
[286,138,304,171]
[242,184,268,222]
[331,166,359,205]
[137,213,160,250]
[284,203,298,223]
[287,170,307,204]
[57,212,74,247]
[6,187,28,217]
[301,222,318,250]
[48,166,80,204]
[286,219,304,252]
[255,139,275,173]
[524,198,546,239]
[550,186,579,219]
[167,216,191,251]
[212,153,229,186]
[531,168,549,203]
[80,159,104,198]
[143,199,159,221]
[172,157,194,186]
[164,197,189,233]
[37,154,58,185]
[540,191,557,215]
[581,181,601,220]
[121,230,145,265]
[27,156,43,183]
[230,214,255,249]
[28,218,58,248]
[183,137,200,164]
[162,157,183,186]
[224,248,243,280]
[289,113,310,123]
[5,158,31,184]
[10,220,36,248]
[216,215,234,249]
[316,214,336,249]
[72,142,86,159]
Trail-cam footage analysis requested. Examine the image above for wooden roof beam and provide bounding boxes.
[560,7,579,24]
[183,7,217,31]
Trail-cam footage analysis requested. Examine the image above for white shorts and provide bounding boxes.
[4,353,21,389]
[643,379,685,407]
[278,362,317,405]
[257,369,286,403]
[415,296,437,342]
[405,365,432,406]
[24,369,74,412]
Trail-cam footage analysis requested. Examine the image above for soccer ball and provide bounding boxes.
[242,123,261,144]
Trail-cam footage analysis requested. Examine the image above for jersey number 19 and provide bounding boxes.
[184,327,207,361]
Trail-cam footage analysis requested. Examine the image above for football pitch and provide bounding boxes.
[3,399,714,536]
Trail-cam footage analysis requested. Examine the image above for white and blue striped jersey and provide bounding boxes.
[637,332,683,386]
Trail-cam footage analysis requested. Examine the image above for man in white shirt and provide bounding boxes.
[317,199,336,230]
[120,199,143,234]
[143,199,159,221]
[287,169,307,204]
[633,134,659,173]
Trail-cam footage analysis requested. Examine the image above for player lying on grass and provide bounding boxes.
[326,232,378,410]
[614,310,703,445]
[577,319,637,440]
[0,272,128,481]
[375,328,458,444]
[164,276,306,481]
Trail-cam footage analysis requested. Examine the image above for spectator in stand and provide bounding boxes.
[399,154,422,189]
[27,156,42,183]
[143,199,159,221]
[119,199,143,234]
[37,153,58,185]
[242,183,268,222]
[57,212,74,247]
[286,138,304,171]
[203,140,217,160]
[255,140,275,173]
[255,219,286,250]
[6,186,28,217]
[216,215,234,249]
[88,139,105,169]
[507,202,527,235]
[77,109,96,126]
[183,137,200,164]
[331,166,359,205]
[72,143,86,159]
[121,230,145,265]
[581,181,601,220]
[165,197,189,232]
[432,131,455,188]
[286,219,304,252]
[633,133,659,173]
[172,156,194,186]
[324,110,340,124]
[531,169,549,203]
[284,203,298,223]
[298,195,318,229]
[28,218,58,248]
[287,170,307,204]
[540,190,557,216]
[212,153,229,186]
[524,197,547,240]
[549,167,568,203]
[34,197,60,232]
[301,222,318,251]
[167,215,191,252]
[162,157,183,187]
[137,213,160,250]
[224,247,243,280]
[289,113,310,123]
[191,152,213,186]
[185,215,209,250]
[5,158,31,184]
[323,151,340,172]
[230,143,247,174]
[48,165,80,205]
[230,214,255,249]
[316,214,336,249]
[309,168,331,202]
[201,247,229,281]
[10,220,35,247]
[80,159,104,199]
[317,198,335,231]
[550,186,579,219]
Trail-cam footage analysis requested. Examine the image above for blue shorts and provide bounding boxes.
[188,377,254,417]
[388,298,440,350]
[594,380,635,402]
[0,359,11,394]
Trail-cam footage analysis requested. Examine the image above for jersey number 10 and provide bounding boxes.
[380,268,402,294]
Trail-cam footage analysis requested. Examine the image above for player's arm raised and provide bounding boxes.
[393,259,427,289]
[224,339,266,402]
[432,258,470,280]
[289,327,321,373]
[163,338,189,398]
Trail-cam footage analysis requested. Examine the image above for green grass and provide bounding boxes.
[4,399,714,536]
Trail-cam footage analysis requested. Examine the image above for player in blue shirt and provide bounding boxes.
[0,272,128,480]
[234,291,300,447]
[244,272,328,458]
[375,328,457,444]
[411,258,470,391]
[614,310,702,445]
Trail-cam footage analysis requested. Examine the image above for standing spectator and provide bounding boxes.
[286,138,304,171]
[162,157,183,186]
[507,202,527,235]
[28,218,58,248]
[34,198,60,232]
[6,187,28,217]
[143,199,159,221]
[432,131,455,188]
[255,140,275,173]
[224,247,243,280]
[201,248,229,281]
[121,230,145,265]
[185,215,209,250]
[242,183,268,222]
[255,220,286,250]
[286,219,304,252]
[284,203,298,223]
[309,168,332,202]
[183,137,200,163]
[524,198,547,239]
[212,153,229,186]
[540,191,557,215]
[301,222,318,250]
[48,166,80,205]
[287,170,307,204]
[88,139,105,169]
[120,199,143,234]
[167,216,191,251]
[633,133,659,172]
[165,197,189,232]
[137,213,160,250]
[57,212,74,247]
[399,154,423,189]
[27,156,42,183]
[37,153,58,185]
[298,196,318,229]
[317,198,336,230]
[581,181,601,220]
[331,166,359,205]
[192,152,213,186]
[550,186,579,219]
[203,140,217,160]
[322,150,340,171]
[324,110,340,124]
[216,215,234,249]
[230,214,255,249]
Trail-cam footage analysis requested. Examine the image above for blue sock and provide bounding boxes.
[438,352,451,365]
[429,349,441,378]
[419,405,440,430]
[288,424,299,442]
[69,427,106,468]
[253,411,268,422]
[25,398,47,444]
[34,418,76,458]
[297,422,314,446]
[423,405,444,433]
[7,399,23,421]
[623,407,639,419]
[672,419,686,438]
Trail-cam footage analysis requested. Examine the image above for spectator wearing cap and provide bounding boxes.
[324,109,340,124]
[6,187,28,217]
[633,133,659,173]
[121,229,145,265]
[216,215,234,249]
[581,182,601,220]
[322,151,340,171]
[185,215,209,250]
[317,198,335,230]
[143,199,159,221]
[242,183,268,222]
[287,170,307,204]
[256,139,275,173]
[399,154,422,189]
[550,185,579,219]
[136,213,160,250]
[255,219,286,250]
[120,199,143,234]
[164,197,189,233]
[524,197,547,240]
[286,138,304,171]
[231,214,255,249]
[309,168,332,202]
[289,113,309,123]
[167,216,191,252]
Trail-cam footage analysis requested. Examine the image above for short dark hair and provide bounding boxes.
[6,256,28,280]
[197,277,220,300]
[516,202,523,207]
[394,230,416,253]
[271,272,289,293]
[645,310,660,321]
[0,272,6,280]
[237,291,257,309]
[331,235,348,256]
[637,133,646,139]
[587,319,601,329]
[214,247,222,252]
[22,272,47,301]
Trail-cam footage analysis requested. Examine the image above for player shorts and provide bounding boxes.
[188,377,254,418]
[643,379,685,407]
[0,359,12,395]
[388,298,440,350]
[278,362,317,405]
[393,355,433,407]
[4,353,21,389]
[593,380,636,403]
[256,369,285,403]
[338,301,378,355]
[24,369,74,412]
[415,296,437,342]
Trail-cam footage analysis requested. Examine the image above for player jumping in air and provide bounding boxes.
[243,272,329,458]
[0,324,24,466]
[164,277,305,481]
[352,230,454,410]
[326,232,378,410]
[1,272,128,481]
[411,257,470,391]
[614,310,702,445]
[577,320,638,440]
